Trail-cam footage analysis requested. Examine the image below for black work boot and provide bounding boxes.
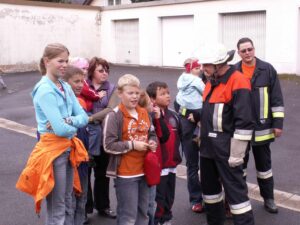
[264,199,278,214]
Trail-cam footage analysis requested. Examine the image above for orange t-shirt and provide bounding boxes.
[117,103,151,177]
[77,97,88,111]
[242,63,256,80]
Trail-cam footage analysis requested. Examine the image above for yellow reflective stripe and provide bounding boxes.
[179,107,187,116]
[217,104,223,132]
[230,204,252,215]
[263,87,268,119]
[233,133,252,141]
[203,193,223,204]
[255,133,275,142]
[213,104,224,132]
[257,169,273,179]
[272,112,284,118]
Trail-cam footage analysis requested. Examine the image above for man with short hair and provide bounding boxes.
[235,37,285,214]
[198,43,255,225]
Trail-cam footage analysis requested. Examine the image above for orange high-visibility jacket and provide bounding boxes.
[16,133,88,214]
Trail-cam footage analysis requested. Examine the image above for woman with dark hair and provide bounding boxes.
[85,57,119,221]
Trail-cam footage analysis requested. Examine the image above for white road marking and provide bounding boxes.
[1,117,299,212]
[0,118,36,138]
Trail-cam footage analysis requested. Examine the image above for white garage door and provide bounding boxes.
[220,11,266,64]
[115,19,139,65]
[297,9,300,75]
[162,16,194,67]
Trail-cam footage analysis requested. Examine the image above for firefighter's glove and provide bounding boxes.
[228,138,248,167]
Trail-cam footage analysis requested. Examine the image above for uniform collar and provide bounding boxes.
[213,65,235,85]
[237,57,266,71]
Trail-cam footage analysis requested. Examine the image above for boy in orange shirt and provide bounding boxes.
[103,74,157,225]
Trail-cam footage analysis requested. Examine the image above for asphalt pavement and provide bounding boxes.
[0,65,300,225]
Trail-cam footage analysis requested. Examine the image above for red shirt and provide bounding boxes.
[79,80,100,112]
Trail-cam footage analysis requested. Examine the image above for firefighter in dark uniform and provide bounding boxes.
[235,37,284,214]
[198,43,255,225]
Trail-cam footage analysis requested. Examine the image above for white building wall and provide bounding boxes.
[100,0,300,74]
[0,2,101,72]
[91,0,131,7]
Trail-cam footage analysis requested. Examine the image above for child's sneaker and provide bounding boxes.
[191,202,204,213]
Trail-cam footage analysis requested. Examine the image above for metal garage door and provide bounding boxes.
[220,11,266,63]
[162,16,194,67]
[115,19,139,65]
[297,9,300,75]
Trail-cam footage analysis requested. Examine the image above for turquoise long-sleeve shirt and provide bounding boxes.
[32,76,88,139]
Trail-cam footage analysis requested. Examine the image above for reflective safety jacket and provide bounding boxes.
[200,66,254,160]
[235,58,284,145]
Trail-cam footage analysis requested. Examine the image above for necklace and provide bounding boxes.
[55,81,62,89]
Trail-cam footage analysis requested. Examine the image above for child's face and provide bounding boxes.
[119,85,140,110]
[81,67,88,77]
[67,73,84,96]
[152,87,171,108]
[45,51,69,78]
[191,66,202,76]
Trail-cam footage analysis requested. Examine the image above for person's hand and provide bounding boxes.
[87,155,97,168]
[46,121,52,130]
[274,128,283,138]
[64,117,73,125]
[188,113,195,122]
[98,90,106,99]
[153,105,161,119]
[133,141,149,151]
[148,140,157,152]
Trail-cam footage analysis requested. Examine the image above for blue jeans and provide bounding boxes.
[46,150,74,225]
[72,164,88,225]
[115,176,150,225]
[148,186,157,225]
[180,117,203,205]
[87,123,102,156]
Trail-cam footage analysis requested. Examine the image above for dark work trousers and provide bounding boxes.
[180,116,203,205]
[201,157,254,225]
[244,143,274,199]
[85,148,110,213]
[86,167,94,214]
[154,173,176,225]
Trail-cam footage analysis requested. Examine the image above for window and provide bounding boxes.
[108,0,121,5]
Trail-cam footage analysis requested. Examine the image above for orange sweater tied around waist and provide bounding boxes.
[16,133,88,214]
